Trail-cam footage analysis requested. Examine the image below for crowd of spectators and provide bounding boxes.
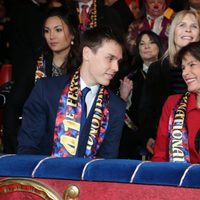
[0,0,200,163]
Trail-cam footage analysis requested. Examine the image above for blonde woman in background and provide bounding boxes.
[139,10,200,156]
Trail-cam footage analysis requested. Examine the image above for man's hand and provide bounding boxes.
[119,76,133,102]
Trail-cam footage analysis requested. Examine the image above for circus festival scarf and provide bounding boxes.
[168,92,190,163]
[52,70,109,158]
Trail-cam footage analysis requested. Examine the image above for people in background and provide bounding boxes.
[4,6,80,154]
[118,30,164,159]
[169,0,189,12]
[140,10,200,155]
[0,1,10,64]
[189,0,200,15]
[35,6,80,81]
[17,27,126,158]
[152,41,200,164]
[129,0,141,20]
[127,0,172,53]
[3,0,47,153]
[104,0,134,33]
[71,0,125,35]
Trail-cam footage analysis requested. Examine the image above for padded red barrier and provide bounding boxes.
[0,177,200,200]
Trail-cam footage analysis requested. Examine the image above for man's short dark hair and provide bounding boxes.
[79,26,125,55]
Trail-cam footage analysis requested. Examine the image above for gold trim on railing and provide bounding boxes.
[0,178,61,200]
[64,184,80,200]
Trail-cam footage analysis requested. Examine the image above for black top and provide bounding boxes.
[139,57,187,142]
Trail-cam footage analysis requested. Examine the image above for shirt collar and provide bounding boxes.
[146,14,153,21]
[80,77,99,95]
[79,0,93,11]
[146,14,164,21]
[142,63,149,73]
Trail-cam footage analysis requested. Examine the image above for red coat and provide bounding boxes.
[152,93,200,163]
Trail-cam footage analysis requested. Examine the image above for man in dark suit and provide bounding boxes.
[17,27,126,158]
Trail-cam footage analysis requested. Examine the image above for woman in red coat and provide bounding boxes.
[152,41,200,163]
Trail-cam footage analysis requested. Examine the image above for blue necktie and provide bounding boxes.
[81,87,90,130]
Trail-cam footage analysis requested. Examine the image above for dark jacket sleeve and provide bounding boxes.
[138,58,170,143]
[97,90,126,158]
[17,76,67,155]
[17,79,48,155]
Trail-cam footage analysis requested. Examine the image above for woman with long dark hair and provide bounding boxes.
[35,6,80,81]
[118,30,164,159]
[3,6,80,153]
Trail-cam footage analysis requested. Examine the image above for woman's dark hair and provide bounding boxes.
[133,30,164,68]
[176,41,200,66]
[43,6,80,74]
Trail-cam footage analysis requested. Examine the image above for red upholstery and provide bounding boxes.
[0,178,200,200]
[0,64,12,86]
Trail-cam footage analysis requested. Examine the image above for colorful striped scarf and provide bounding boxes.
[52,70,109,158]
[168,92,190,163]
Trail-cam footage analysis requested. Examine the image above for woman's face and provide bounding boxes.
[174,14,200,51]
[44,16,74,54]
[182,52,200,94]
[139,34,159,63]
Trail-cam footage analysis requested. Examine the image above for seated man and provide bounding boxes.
[17,26,126,159]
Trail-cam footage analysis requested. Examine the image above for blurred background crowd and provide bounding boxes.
[0,0,199,160]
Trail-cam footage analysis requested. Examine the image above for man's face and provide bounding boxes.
[146,0,166,18]
[81,40,123,86]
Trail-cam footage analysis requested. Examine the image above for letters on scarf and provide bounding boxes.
[52,70,109,158]
[169,92,190,163]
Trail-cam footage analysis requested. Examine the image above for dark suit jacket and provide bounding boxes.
[17,75,126,158]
